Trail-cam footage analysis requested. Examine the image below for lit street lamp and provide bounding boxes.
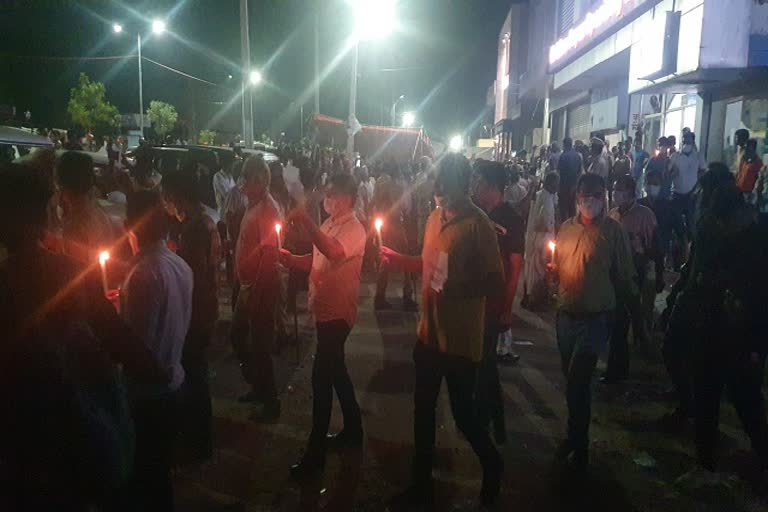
[449,135,463,152]
[390,94,405,127]
[402,111,415,128]
[249,70,262,85]
[346,0,396,157]
[113,19,168,138]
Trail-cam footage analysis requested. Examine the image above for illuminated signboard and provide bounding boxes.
[549,0,653,68]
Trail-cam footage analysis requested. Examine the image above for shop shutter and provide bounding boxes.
[559,0,576,37]
[567,102,591,144]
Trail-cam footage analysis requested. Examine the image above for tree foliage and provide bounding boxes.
[67,72,120,133]
[198,129,217,145]
[146,100,178,138]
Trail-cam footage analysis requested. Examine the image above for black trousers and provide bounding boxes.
[663,307,694,416]
[411,343,501,485]
[178,326,213,464]
[307,320,362,452]
[125,392,179,512]
[694,350,768,470]
[477,323,505,441]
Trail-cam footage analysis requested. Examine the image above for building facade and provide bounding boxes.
[490,0,768,166]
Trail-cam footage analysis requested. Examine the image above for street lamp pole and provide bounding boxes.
[390,94,404,127]
[137,33,144,138]
[240,0,254,148]
[346,41,359,158]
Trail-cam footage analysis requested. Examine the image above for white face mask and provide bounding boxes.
[323,197,340,217]
[577,196,604,220]
[647,185,661,198]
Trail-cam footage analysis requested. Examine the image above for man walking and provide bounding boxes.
[280,174,366,481]
[550,173,638,470]
[557,137,583,222]
[382,154,504,508]
[232,157,283,419]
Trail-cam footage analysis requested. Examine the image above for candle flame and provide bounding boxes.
[275,223,282,234]
[99,251,110,265]
[374,218,383,231]
[548,241,556,252]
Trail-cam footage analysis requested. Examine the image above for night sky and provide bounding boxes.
[0,0,511,143]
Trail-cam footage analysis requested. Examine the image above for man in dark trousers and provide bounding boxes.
[382,154,504,509]
[472,160,525,443]
[280,173,367,481]
[557,137,583,222]
[550,173,639,470]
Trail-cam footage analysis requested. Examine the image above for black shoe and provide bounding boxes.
[327,429,363,450]
[498,353,520,365]
[290,452,326,482]
[403,297,418,312]
[554,440,573,462]
[480,456,503,507]
[238,390,262,403]
[387,482,434,511]
[375,298,393,310]
[251,399,281,422]
[567,449,589,472]
[599,374,627,385]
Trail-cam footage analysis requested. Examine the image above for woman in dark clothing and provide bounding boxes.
[162,170,221,464]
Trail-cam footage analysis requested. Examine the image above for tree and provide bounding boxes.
[67,72,121,134]
[198,129,217,145]
[146,100,178,139]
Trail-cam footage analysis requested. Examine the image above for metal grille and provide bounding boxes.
[559,0,576,37]
[566,102,591,144]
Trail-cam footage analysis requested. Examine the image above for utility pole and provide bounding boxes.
[314,1,321,116]
[240,0,254,148]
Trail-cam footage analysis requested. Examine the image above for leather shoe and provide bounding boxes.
[290,452,326,482]
[327,429,363,449]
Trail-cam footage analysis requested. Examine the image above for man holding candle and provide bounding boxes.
[382,154,504,508]
[232,156,283,419]
[280,173,366,481]
[549,173,639,471]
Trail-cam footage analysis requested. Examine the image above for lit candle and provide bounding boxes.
[275,223,282,252]
[374,218,384,248]
[98,250,110,296]
[548,241,556,263]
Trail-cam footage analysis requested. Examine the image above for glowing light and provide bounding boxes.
[549,0,643,66]
[449,135,463,152]
[152,19,166,35]
[350,0,396,41]
[374,218,384,247]
[99,251,110,265]
[98,251,110,296]
[112,23,123,34]
[548,241,556,253]
[275,223,282,251]
[249,70,262,85]
[402,112,415,128]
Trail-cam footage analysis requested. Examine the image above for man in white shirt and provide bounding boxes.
[670,131,707,250]
[280,173,367,482]
[122,190,193,511]
[587,138,610,180]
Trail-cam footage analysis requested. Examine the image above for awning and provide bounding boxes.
[631,67,768,100]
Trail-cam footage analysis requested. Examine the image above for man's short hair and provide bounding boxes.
[657,136,669,147]
[328,173,357,199]
[435,153,471,197]
[576,173,606,194]
[57,150,94,194]
[162,170,199,205]
[126,190,168,246]
[475,161,507,193]
[614,174,636,193]
[241,155,271,188]
[563,137,573,150]
[0,163,53,249]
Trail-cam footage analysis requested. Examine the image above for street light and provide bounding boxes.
[113,20,168,138]
[152,19,166,34]
[402,111,415,128]
[346,0,397,157]
[449,135,463,152]
[249,70,262,85]
[390,94,405,127]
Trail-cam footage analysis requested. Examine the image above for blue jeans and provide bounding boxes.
[556,311,611,452]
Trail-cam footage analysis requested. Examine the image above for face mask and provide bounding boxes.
[323,197,340,217]
[577,196,604,220]
[647,185,661,198]
[682,144,693,155]
[612,191,632,208]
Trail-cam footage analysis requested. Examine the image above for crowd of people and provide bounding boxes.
[1,122,767,510]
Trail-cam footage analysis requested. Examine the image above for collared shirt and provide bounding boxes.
[213,170,236,217]
[309,210,366,326]
[419,203,502,363]
[554,215,638,314]
[588,154,610,180]
[609,202,657,261]
[121,242,193,396]
[671,149,707,194]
